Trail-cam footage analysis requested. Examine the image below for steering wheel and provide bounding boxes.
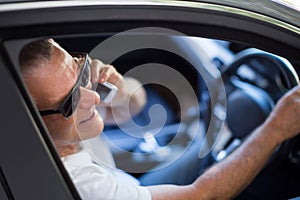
[214,48,300,165]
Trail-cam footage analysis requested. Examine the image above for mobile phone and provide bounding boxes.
[96,82,118,103]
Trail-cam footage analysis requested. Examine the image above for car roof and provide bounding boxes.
[0,0,299,32]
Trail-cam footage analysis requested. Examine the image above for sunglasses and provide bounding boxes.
[39,52,90,119]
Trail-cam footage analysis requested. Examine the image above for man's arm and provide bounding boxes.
[147,86,300,200]
[147,124,279,200]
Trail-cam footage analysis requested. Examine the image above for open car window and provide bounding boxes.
[4,29,300,198]
[1,1,300,199]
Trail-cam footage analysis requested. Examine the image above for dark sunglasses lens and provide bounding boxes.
[61,95,73,118]
[62,88,80,118]
[72,88,81,112]
[62,81,82,119]
[60,53,88,118]
[81,65,90,87]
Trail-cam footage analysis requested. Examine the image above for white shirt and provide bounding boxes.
[62,149,152,200]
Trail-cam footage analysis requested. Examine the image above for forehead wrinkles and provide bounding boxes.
[55,56,77,86]
[50,46,78,91]
[50,40,78,86]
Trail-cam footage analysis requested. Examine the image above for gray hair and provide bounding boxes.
[19,39,53,73]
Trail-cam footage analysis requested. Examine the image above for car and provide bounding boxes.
[0,0,300,199]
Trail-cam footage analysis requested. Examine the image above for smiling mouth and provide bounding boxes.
[79,111,95,124]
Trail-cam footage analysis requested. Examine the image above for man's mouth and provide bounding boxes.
[79,111,95,124]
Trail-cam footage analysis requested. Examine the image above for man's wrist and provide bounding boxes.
[259,120,287,146]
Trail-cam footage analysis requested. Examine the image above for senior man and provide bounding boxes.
[20,38,300,200]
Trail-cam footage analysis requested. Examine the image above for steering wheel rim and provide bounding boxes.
[222,48,299,89]
[218,48,300,165]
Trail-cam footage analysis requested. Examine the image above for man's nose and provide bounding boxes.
[78,87,100,110]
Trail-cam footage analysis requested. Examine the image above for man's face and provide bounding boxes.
[25,40,103,148]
